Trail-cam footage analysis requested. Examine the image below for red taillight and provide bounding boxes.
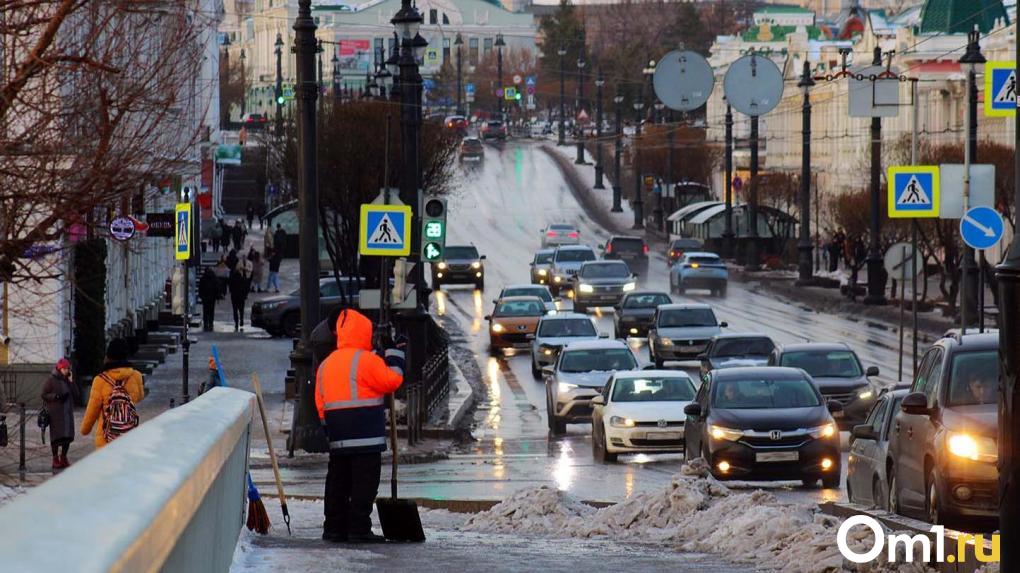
[670,250,680,257]
[605,244,612,253]
[568,232,578,238]
[546,231,557,237]
[643,244,649,254]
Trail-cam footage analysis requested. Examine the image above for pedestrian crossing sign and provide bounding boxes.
[359,204,411,256]
[984,61,1016,117]
[888,166,940,218]
[175,202,192,261]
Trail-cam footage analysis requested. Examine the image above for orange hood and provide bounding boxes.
[336,308,374,351]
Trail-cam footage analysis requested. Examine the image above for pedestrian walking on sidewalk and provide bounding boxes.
[211,220,224,254]
[199,267,219,331]
[315,309,405,544]
[246,201,255,229]
[273,224,287,257]
[263,225,274,254]
[41,358,79,470]
[267,247,282,293]
[248,248,265,293]
[257,203,266,230]
[81,339,144,448]
[230,259,252,331]
[218,218,231,253]
[231,220,246,251]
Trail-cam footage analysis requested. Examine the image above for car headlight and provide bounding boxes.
[543,348,554,355]
[471,261,482,269]
[538,269,548,276]
[709,425,744,441]
[808,423,838,439]
[491,323,504,333]
[658,337,673,346]
[437,262,447,270]
[262,301,286,310]
[610,416,636,428]
[578,283,594,293]
[947,432,997,462]
[622,282,636,292]
[554,276,562,283]
[857,388,875,401]
[558,382,577,393]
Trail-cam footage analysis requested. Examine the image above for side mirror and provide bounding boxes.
[483,315,491,321]
[480,255,487,260]
[900,392,930,415]
[684,403,702,417]
[719,321,728,328]
[591,395,605,406]
[599,332,610,339]
[827,400,845,415]
[642,364,659,371]
[526,333,535,341]
[541,365,555,376]
[598,243,605,249]
[851,424,877,441]
[492,299,498,304]
[866,366,880,377]
[696,353,708,361]
[632,273,640,279]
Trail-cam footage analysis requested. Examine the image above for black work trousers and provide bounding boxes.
[324,451,382,536]
[202,302,215,331]
[231,299,245,328]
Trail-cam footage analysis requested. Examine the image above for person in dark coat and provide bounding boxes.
[231,220,246,251]
[257,203,267,229]
[267,247,282,293]
[41,358,79,470]
[229,264,250,332]
[246,201,255,230]
[218,218,231,252]
[225,249,239,275]
[198,267,219,332]
[273,224,287,257]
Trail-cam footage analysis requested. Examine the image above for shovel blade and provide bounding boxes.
[376,497,425,542]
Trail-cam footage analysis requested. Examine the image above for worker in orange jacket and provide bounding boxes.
[315,308,404,543]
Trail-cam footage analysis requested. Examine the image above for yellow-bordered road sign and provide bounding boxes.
[985,61,1016,117]
[175,203,192,260]
[359,204,412,256]
[887,166,940,218]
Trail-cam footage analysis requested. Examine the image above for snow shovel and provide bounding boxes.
[375,392,425,542]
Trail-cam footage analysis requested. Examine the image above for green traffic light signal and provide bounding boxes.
[515,92,522,101]
[276,95,285,105]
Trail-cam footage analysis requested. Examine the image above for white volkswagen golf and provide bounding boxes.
[591,370,697,462]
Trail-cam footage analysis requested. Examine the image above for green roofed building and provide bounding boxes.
[919,0,1008,34]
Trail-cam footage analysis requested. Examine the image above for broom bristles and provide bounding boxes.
[247,497,271,535]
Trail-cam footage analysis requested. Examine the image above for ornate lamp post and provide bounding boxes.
[454,33,464,115]
[593,70,605,189]
[332,49,341,105]
[274,32,284,137]
[575,51,586,164]
[495,33,505,120]
[611,90,623,212]
[632,91,645,229]
[796,61,815,284]
[557,46,566,145]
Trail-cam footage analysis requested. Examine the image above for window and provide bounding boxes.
[429,9,438,24]
[658,308,717,328]
[947,350,998,406]
[538,319,596,337]
[468,38,479,65]
[443,37,451,62]
[534,252,554,264]
[502,287,552,302]
[712,377,821,409]
[711,338,775,358]
[495,300,544,316]
[559,349,637,373]
[622,293,671,309]
[912,349,938,394]
[611,376,695,403]
[483,37,493,57]
[924,349,945,407]
[374,37,384,64]
[780,351,863,378]
[442,13,450,24]
[866,397,888,435]
[579,263,629,279]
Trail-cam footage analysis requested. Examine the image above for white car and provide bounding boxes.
[591,370,697,462]
[496,284,559,314]
[540,223,580,248]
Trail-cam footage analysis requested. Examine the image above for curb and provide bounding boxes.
[446,360,475,431]
[257,493,616,514]
[818,502,993,573]
[538,144,631,236]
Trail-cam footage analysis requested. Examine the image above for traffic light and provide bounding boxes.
[276,95,285,105]
[421,196,447,263]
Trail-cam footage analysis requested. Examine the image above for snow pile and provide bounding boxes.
[462,460,937,572]
[0,484,25,508]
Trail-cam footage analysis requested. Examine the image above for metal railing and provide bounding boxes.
[401,315,449,446]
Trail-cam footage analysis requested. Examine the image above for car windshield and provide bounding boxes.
[688,256,721,266]
[559,349,637,373]
[610,238,644,252]
[503,287,552,302]
[623,294,671,309]
[495,300,545,316]
[671,239,701,250]
[659,308,717,327]
[555,249,596,262]
[712,338,774,357]
[612,376,695,402]
[445,246,479,259]
[948,350,998,406]
[580,263,630,279]
[780,350,862,378]
[534,252,554,264]
[713,378,821,409]
[550,224,574,231]
[539,319,597,337]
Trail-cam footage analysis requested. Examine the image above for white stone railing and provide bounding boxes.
[0,387,254,572]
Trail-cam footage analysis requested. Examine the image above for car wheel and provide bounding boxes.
[602,430,618,463]
[654,358,665,369]
[547,390,566,437]
[846,479,854,503]
[888,469,900,514]
[873,476,886,511]
[475,278,485,290]
[531,359,542,380]
[926,468,943,525]
[676,283,686,295]
[574,303,586,314]
[719,285,728,298]
[822,472,840,489]
[801,476,819,488]
[282,312,300,339]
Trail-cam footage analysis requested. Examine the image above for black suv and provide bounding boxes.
[889,332,999,530]
[432,245,486,289]
[569,260,635,314]
[600,236,648,274]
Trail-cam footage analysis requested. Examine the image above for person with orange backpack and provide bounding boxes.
[81,339,145,448]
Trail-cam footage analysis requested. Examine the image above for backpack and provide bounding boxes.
[100,373,139,442]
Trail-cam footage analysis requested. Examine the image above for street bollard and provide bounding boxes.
[0,414,7,447]
[18,402,26,480]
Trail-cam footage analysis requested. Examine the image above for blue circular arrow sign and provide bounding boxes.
[960,206,1004,250]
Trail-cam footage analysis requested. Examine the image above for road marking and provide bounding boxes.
[963,213,996,237]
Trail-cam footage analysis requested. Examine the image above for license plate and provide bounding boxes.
[755,451,799,462]
[647,432,681,440]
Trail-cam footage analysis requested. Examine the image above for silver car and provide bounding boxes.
[496,284,559,313]
[548,245,597,295]
[647,303,727,368]
[529,313,603,378]
[541,223,581,248]
[530,249,556,285]
[543,339,639,436]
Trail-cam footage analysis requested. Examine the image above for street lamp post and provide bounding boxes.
[594,70,605,189]
[316,39,324,108]
[288,0,326,453]
[960,28,984,328]
[747,115,760,269]
[864,47,887,304]
[575,52,587,164]
[612,90,623,212]
[557,46,566,145]
[495,33,505,120]
[274,32,284,137]
[632,91,645,229]
[222,35,231,129]
[722,104,734,259]
[996,0,1020,558]
[454,33,464,116]
[239,49,247,116]
[796,60,815,285]
[332,49,341,105]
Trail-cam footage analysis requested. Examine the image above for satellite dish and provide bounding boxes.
[653,50,715,112]
[723,54,784,117]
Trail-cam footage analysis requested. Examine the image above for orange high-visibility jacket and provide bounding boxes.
[315,309,403,452]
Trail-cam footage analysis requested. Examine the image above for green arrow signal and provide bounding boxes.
[423,242,442,261]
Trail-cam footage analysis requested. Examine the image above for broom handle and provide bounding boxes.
[252,374,291,532]
[389,392,398,499]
